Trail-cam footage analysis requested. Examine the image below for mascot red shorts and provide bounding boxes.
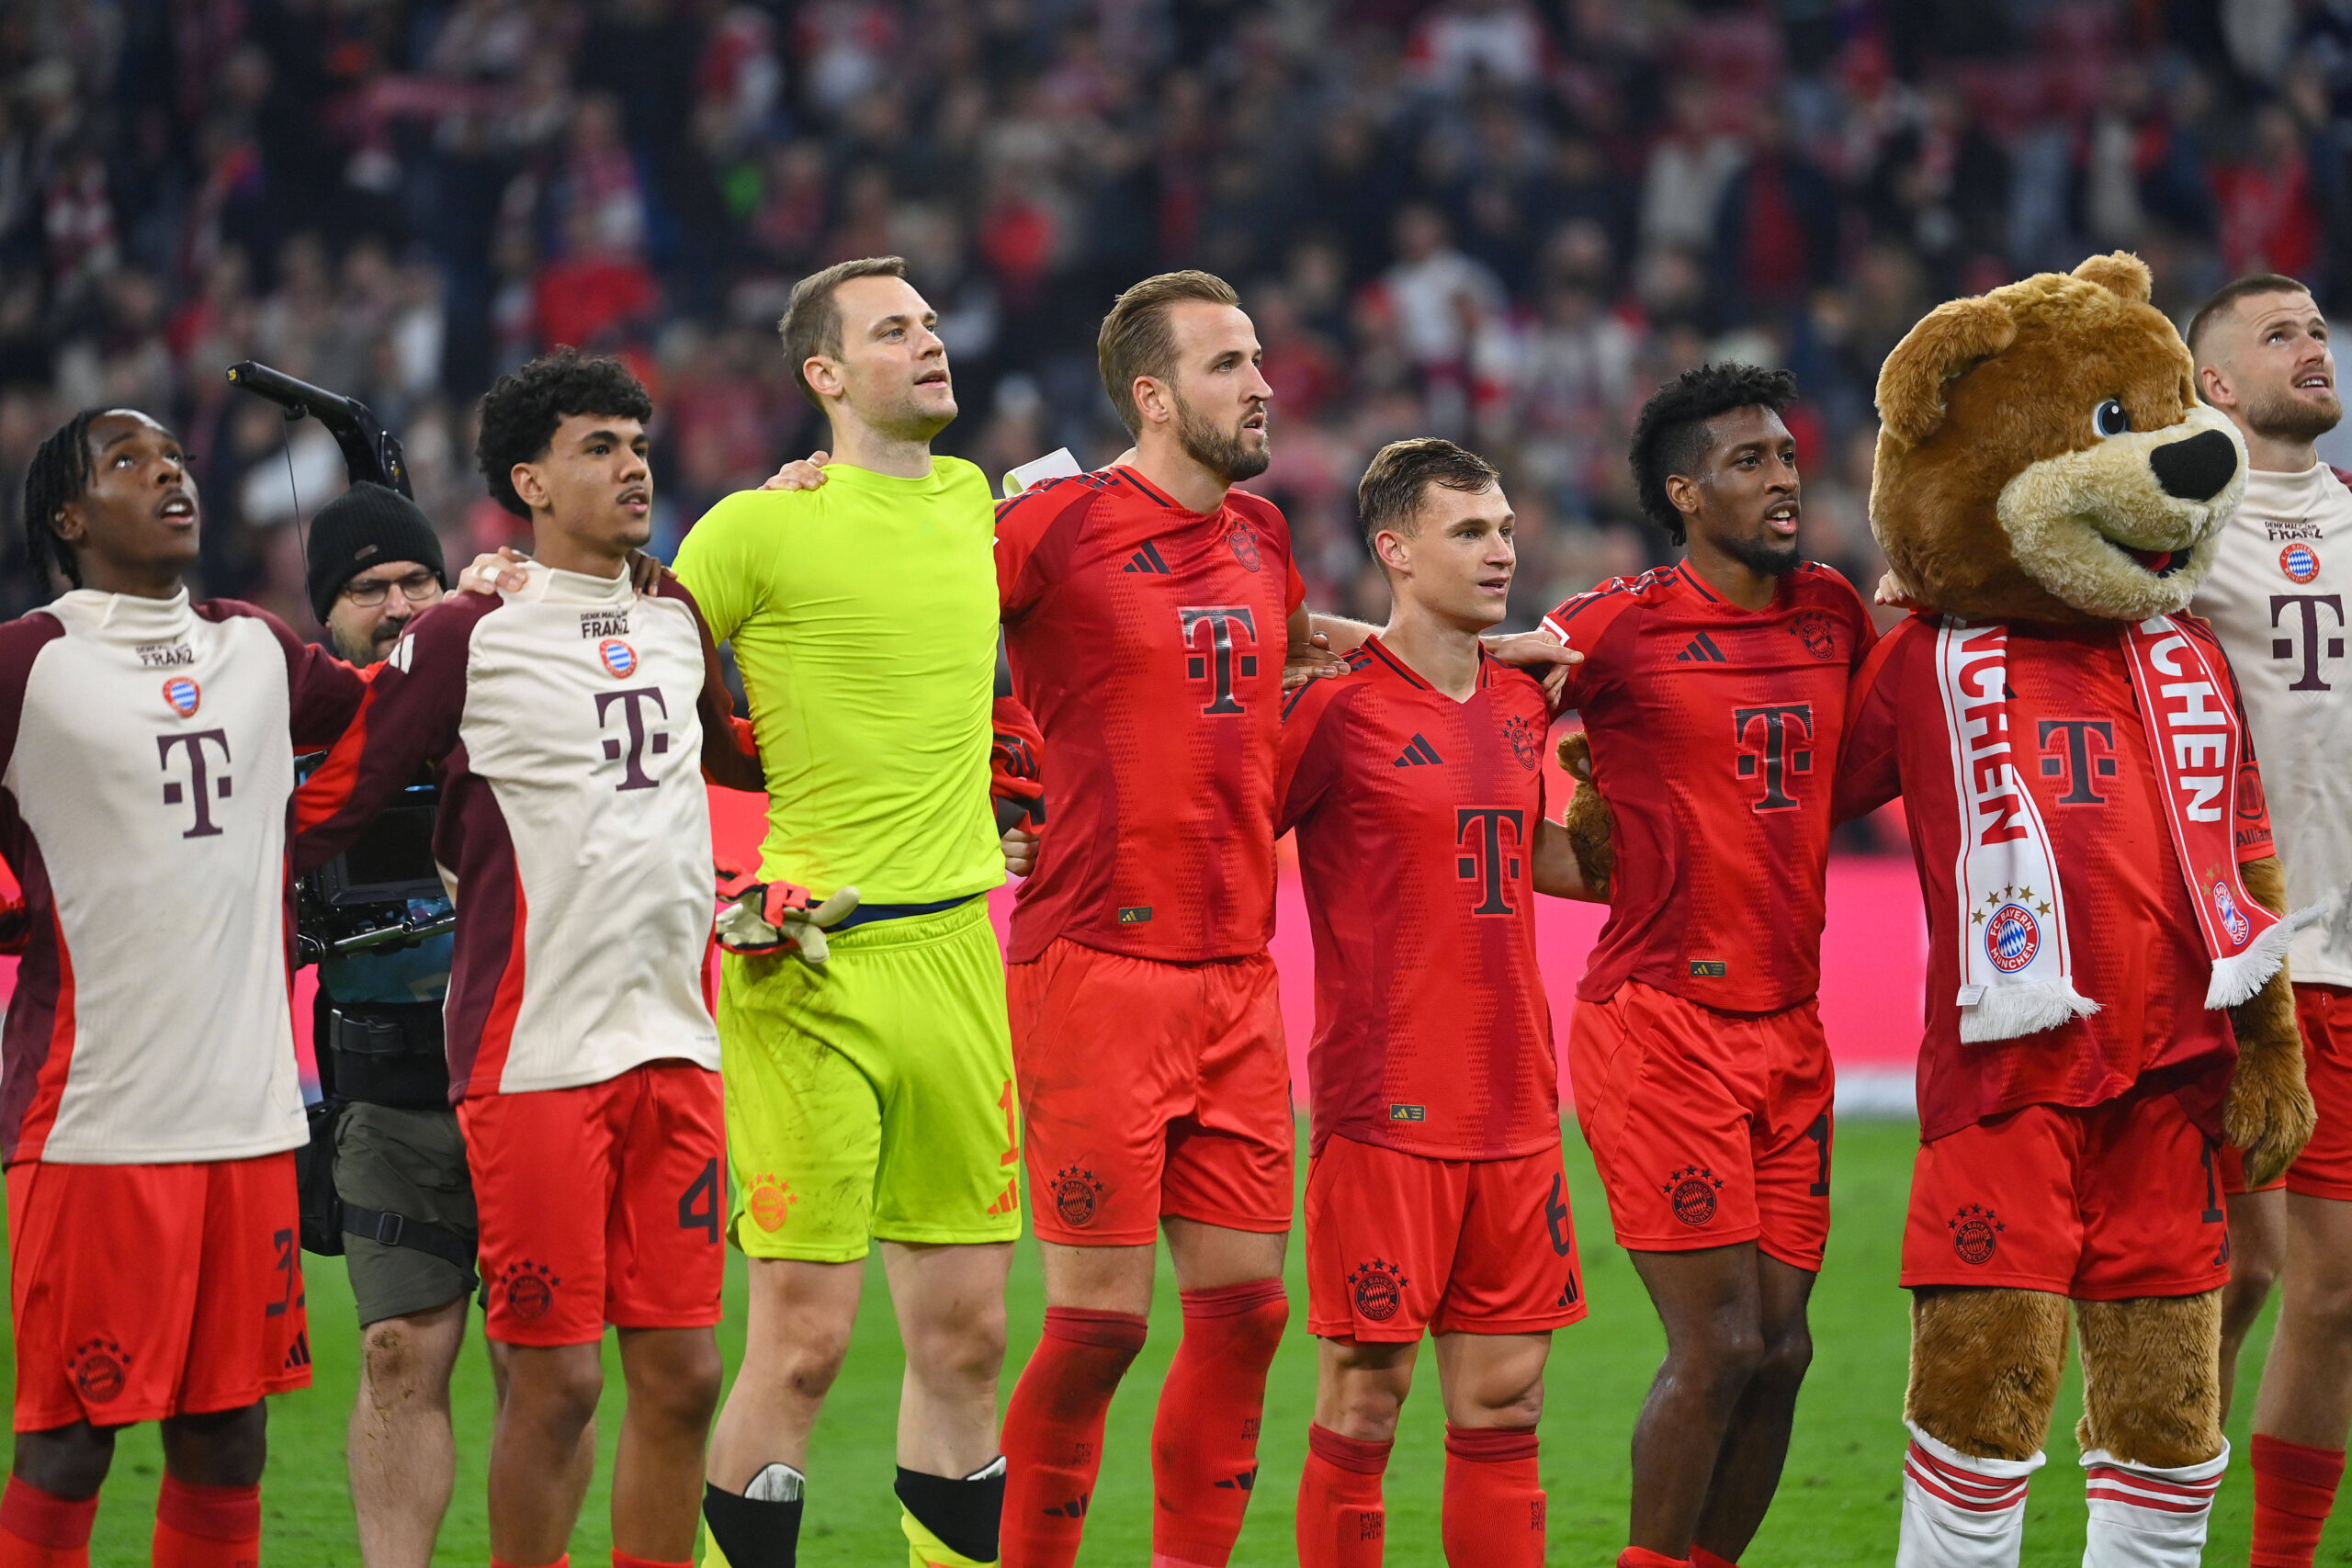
[1567,979,1834,1270]
[1012,939,1293,1247]
[2219,982,2352,1200]
[8,1153,310,1432]
[1304,1133,1586,1342]
[1902,1083,2231,1298]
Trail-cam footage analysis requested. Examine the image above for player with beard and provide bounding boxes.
[987,270,1307,1568]
[2188,276,2352,1568]
[1543,366,1873,1568]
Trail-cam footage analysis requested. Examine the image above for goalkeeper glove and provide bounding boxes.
[990,696,1046,831]
[715,869,860,964]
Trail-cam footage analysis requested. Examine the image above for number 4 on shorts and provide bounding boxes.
[679,1158,720,1243]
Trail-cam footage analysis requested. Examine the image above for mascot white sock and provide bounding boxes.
[2079,1442,2227,1567]
[1898,1423,2042,1568]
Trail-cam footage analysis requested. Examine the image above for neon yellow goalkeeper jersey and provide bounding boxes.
[672,458,1002,906]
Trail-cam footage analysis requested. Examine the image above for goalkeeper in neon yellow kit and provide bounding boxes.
[672,255,1026,1568]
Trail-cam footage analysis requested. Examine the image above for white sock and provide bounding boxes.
[2080,1440,2227,1568]
[1898,1421,2044,1568]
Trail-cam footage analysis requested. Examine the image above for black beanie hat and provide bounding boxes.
[306,482,448,623]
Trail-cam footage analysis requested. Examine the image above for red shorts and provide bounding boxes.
[1305,1134,1586,1342]
[1011,939,1292,1247]
[8,1153,309,1432]
[1902,1084,2229,1298]
[1567,980,1834,1270]
[460,1061,726,1346]
[2219,984,2352,1201]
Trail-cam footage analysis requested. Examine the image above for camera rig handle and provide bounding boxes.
[225,361,413,499]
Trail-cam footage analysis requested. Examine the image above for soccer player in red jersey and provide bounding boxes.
[989,271,1306,1568]
[0,410,371,1568]
[1279,439,1592,1568]
[1540,365,1877,1568]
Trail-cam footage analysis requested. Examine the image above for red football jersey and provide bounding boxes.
[1542,559,1877,1014]
[1836,615,2275,1142]
[996,465,1306,964]
[1277,638,1558,1160]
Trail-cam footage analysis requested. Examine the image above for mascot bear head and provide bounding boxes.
[1870,252,2248,624]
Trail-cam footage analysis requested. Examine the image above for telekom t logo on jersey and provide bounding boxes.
[2271,593,2345,691]
[1455,807,1526,916]
[1733,704,1814,812]
[1178,606,1259,716]
[595,687,670,791]
[157,729,232,838]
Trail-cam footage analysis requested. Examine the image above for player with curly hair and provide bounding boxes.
[296,348,759,1568]
[0,407,371,1568]
[1541,364,1878,1568]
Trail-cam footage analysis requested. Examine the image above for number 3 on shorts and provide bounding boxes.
[680,1158,720,1243]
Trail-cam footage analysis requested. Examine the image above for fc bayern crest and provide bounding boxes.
[1348,1258,1408,1322]
[1786,610,1838,660]
[1501,713,1540,771]
[1949,1203,2004,1265]
[1051,1165,1104,1228]
[1663,1165,1723,1227]
[1226,522,1261,572]
[1983,902,2041,974]
[597,638,638,678]
[2280,543,2322,583]
[161,675,201,716]
[2212,880,2251,946]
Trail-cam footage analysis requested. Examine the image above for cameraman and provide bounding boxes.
[305,482,473,1568]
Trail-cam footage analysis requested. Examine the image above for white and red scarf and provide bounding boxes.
[1933,615,2314,1043]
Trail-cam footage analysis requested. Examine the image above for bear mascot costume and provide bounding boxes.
[1561,253,2318,1567]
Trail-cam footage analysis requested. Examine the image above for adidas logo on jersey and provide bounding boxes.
[283,1331,311,1372]
[1677,632,1729,663]
[1122,540,1172,574]
[1392,734,1442,767]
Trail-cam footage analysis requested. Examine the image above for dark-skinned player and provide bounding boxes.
[1540,365,1876,1568]
[0,409,371,1568]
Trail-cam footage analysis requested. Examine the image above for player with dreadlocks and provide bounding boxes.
[0,407,370,1568]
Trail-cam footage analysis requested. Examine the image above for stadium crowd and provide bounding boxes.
[1,0,2349,630]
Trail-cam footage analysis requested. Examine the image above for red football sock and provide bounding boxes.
[610,1554,688,1568]
[1001,1306,1149,1568]
[150,1477,258,1568]
[0,1479,96,1568]
[2251,1433,2346,1568]
[1441,1423,1544,1567]
[1148,1279,1288,1567]
[1295,1424,1389,1568]
[1617,1551,1690,1568]
[1689,1548,1739,1568]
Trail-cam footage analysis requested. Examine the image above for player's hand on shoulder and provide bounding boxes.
[759,450,831,492]
[626,547,667,594]
[456,545,532,596]
[1483,627,1581,709]
[1283,629,1347,691]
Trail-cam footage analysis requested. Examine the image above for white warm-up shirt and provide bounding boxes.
[0,589,366,1163]
[2193,461,2352,987]
[295,562,729,1097]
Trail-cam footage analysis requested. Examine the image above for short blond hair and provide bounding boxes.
[1096,270,1241,435]
[778,255,909,409]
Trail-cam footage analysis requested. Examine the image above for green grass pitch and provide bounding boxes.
[9,1117,2345,1563]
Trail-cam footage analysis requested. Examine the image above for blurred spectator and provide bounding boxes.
[0,0,2340,643]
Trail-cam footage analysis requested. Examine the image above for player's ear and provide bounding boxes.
[1374,528,1409,574]
[802,355,844,403]
[509,460,549,513]
[1663,471,1702,523]
[1132,375,1173,429]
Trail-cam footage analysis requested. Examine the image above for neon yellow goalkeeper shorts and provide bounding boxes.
[718,896,1023,1261]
